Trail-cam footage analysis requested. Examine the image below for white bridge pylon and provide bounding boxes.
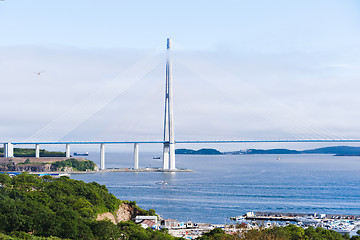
[162,38,176,170]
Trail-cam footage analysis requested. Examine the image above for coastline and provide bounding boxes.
[0,156,88,164]
[97,168,194,173]
[0,167,194,175]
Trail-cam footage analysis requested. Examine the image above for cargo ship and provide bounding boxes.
[73,152,89,156]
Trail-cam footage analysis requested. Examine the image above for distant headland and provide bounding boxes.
[175,146,360,156]
[0,147,97,172]
[0,147,66,157]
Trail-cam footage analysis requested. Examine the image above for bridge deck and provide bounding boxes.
[5,139,360,145]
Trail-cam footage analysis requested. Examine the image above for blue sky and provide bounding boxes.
[2,0,359,51]
[1,1,360,151]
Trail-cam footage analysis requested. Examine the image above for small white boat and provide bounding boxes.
[155,180,168,185]
[235,216,246,221]
[295,216,320,224]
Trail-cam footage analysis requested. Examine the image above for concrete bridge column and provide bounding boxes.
[133,143,139,170]
[163,143,169,169]
[169,142,176,170]
[4,143,14,158]
[66,144,70,158]
[100,143,105,170]
[35,144,40,158]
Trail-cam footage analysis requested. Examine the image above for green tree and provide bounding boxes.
[198,228,238,240]
[91,220,121,240]
[0,173,11,186]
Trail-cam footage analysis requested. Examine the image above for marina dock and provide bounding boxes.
[237,211,360,222]
[231,211,360,235]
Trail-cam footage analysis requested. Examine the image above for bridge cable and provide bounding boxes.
[177,55,348,140]
[27,51,164,142]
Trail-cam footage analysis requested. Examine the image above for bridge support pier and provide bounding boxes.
[169,143,176,170]
[100,144,105,170]
[66,144,70,158]
[133,143,139,170]
[35,144,40,158]
[163,144,169,169]
[4,143,14,158]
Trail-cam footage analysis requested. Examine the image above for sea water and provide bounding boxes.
[71,153,360,224]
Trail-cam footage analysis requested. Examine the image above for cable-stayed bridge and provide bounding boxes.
[3,139,360,171]
[2,39,359,171]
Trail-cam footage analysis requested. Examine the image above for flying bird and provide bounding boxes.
[34,71,45,76]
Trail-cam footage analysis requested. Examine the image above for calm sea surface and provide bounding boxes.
[71,153,360,224]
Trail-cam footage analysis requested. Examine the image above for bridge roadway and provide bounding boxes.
[3,139,360,171]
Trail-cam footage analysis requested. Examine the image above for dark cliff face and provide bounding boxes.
[0,163,52,172]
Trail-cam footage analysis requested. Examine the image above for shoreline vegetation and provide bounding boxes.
[175,146,360,156]
[1,173,360,240]
[0,147,97,172]
[0,157,97,172]
[0,173,174,240]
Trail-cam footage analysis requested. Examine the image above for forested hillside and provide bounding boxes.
[0,173,179,240]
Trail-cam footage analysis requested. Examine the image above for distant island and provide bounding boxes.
[175,148,222,155]
[0,147,97,172]
[0,157,97,172]
[176,146,360,156]
[0,147,66,157]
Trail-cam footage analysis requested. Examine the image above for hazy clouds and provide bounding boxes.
[1,1,360,151]
[1,45,360,151]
